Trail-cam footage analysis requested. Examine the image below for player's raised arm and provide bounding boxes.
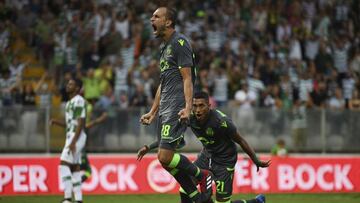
[231,131,271,171]
[140,84,161,125]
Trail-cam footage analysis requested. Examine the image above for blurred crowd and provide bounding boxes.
[0,0,360,114]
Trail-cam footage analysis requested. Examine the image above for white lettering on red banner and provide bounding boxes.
[0,165,48,193]
[0,155,359,195]
[0,166,12,192]
[61,164,138,192]
[278,163,354,191]
[235,160,269,190]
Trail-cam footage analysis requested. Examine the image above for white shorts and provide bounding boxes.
[60,133,87,164]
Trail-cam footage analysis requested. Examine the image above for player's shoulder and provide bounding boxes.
[211,109,234,128]
[172,32,191,47]
[73,95,86,104]
[74,94,85,101]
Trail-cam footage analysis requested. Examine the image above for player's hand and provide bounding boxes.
[49,119,55,126]
[140,112,155,125]
[178,108,191,124]
[69,142,76,155]
[137,145,149,161]
[94,117,103,124]
[255,159,271,172]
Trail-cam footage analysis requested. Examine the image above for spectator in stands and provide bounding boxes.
[99,21,122,58]
[233,83,256,134]
[304,33,319,61]
[137,69,154,104]
[350,48,360,76]
[210,66,229,107]
[314,41,333,76]
[309,81,328,108]
[0,69,18,106]
[96,86,114,110]
[82,68,101,102]
[332,35,351,85]
[81,43,100,73]
[271,138,288,156]
[291,99,307,152]
[349,89,360,110]
[298,71,313,104]
[120,38,135,70]
[342,72,356,108]
[64,36,78,73]
[33,7,54,68]
[327,87,346,135]
[114,57,129,106]
[248,70,265,102]
[265,85,284,137]
[327,87,346,110]
[8,56,26,80]
[130,83,148,107]
[0,21,10,53]
[21,83,36,106]
[94,59,113,95]
[34,71,56,107]
[2,0,360,153]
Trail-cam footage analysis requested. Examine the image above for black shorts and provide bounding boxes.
[193,151,235,200]
[158,113,187,151]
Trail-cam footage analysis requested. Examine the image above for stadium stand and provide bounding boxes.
[0,0,359,153]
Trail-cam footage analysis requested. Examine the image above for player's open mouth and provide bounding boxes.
[152,24,157,34]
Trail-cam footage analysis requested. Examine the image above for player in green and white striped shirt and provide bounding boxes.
[50,78,86,203]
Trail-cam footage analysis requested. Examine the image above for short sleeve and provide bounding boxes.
[74,97,86,119]
[174,38,194,68]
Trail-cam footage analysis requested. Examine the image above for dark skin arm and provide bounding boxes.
[69,117,85,154]
[231,131,271,171]
[86,112,108,129]
[137,145,150,161]
[49,119,66,128]
[137,141,159,161]
[50,111,108,129]
[138,85,162,160]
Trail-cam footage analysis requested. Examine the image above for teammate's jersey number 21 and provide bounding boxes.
[216,181,225,192]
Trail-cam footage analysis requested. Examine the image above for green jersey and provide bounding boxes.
[190,109,238,166]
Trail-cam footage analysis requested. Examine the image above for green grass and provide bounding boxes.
[1,193,359,203]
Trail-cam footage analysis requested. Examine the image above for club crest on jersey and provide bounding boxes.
[221,121,227,128]
[178,39,185,46]
[206,127,214,136]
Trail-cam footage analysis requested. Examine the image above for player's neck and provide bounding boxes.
[69,93,78,100]
[162,29,175,42]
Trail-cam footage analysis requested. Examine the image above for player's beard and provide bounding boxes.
[154,24,166,38]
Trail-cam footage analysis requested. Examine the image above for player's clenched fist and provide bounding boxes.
[140,112,156,125]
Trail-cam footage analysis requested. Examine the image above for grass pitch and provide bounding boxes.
[1,193,359,203]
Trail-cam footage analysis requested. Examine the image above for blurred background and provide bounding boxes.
[0,0,359,154]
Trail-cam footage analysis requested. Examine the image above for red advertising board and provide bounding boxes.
[0,154,359,195]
